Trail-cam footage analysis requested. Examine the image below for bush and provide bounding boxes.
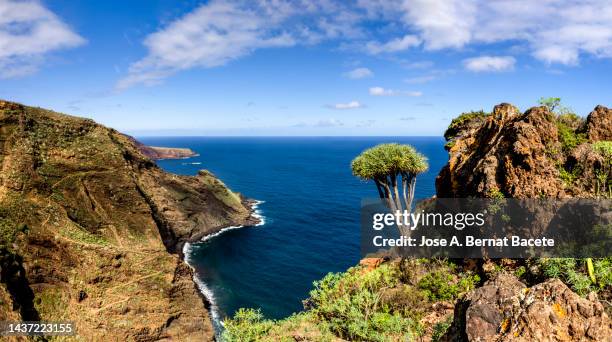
[540,258,612,295]
[417,268,480,301]
[308,265,418,341]
[222,308,274,341]
[556,121,587,153]
[444,110,489,140]
[431,316,453,342]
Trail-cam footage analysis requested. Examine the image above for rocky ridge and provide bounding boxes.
[436,103,612,341]
[437,103,611,198]
[0,100,256,341]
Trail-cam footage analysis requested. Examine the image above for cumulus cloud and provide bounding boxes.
[404,75,437,83]
[119,0,612,88]
[365,34,421,54]
[343,67,373,79]
[363,0,612,64]
[0,0,85,78]
[369,87,422,96]
[463,56,516,72]
[117,0,363,89]
[330,101,363,109]
[116,1,297,89]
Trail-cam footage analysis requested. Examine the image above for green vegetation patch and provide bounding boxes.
[59,225,108,246]
[417,267,480,301]
[539,258,612,295]
[556,120,587,153]
[197,170,243,208]
[223,260,481,341]
[444,110,489,140]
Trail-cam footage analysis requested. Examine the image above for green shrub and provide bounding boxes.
[417,268,480,301]
[431,316,453,342]
[557,112,584,130]
[556,121,586,153]
[558,166,581,187]
[593,141,612,158]
[540,258,612,295]
[308,265,418,341]
[222,308,274,341]
[444,110,489,140]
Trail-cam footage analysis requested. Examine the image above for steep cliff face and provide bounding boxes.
[0,100,255,340]
[437,103,612,198]
[436,103,612,341]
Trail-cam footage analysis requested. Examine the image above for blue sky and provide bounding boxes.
[0,0,610,136]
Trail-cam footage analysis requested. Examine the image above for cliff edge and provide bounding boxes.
[0,100,255,340]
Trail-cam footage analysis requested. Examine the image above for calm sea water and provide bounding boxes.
[137,137,447,323]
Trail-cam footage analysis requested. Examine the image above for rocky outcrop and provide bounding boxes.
[585,105,612,142]
[437,104,564,198]
[0,100,256,340]
[436,102,612,341]
[131,138,198,160]
[444,274,611,341]
[437,103,612,198]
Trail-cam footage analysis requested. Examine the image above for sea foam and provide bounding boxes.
[182,200,266,334]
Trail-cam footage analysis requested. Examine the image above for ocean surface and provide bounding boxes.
[137,136,447,325]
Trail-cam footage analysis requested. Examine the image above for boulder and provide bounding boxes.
[444,274,611,341]
[585,105,612,142]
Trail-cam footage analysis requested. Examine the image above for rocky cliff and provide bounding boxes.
[436,103,612,341]
[131,138,199,160]
[0,100,256,341]
[437,103,611,198]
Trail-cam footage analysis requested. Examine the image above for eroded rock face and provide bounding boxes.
[437,103,612,198]
[437,104,564,198]
[0,100,255,340]
[445,274,611,341]
[585,105,612,142]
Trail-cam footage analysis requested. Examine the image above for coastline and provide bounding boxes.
[182,199,266,334]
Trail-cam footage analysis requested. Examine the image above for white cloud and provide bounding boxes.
[0,0,85,78]
[118,0,364,89]
[343,67,373,79]
[330,101,363,109]
[117,1,297,89]
[401,0,475,50]
[463,56,516,72]
[315,118,344,127]
[402,60,434,69]
[365,34,421,54]
[369,87,422,96]
[365,0,612,65]
[294,118,345,127]
[404,75,436,83]
[118,0,612,88]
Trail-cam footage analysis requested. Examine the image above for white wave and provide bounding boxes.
[182,199,266,334]
[251,200,266,226]
[181,162,202,165]
[182,242,224,332]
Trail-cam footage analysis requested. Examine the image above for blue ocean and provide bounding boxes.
[137,137,447,324]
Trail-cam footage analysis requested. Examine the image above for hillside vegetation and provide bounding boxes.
[0,100,255,341]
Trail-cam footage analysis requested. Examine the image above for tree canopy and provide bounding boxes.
[351,143,428,181]
[352,143,428,236]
